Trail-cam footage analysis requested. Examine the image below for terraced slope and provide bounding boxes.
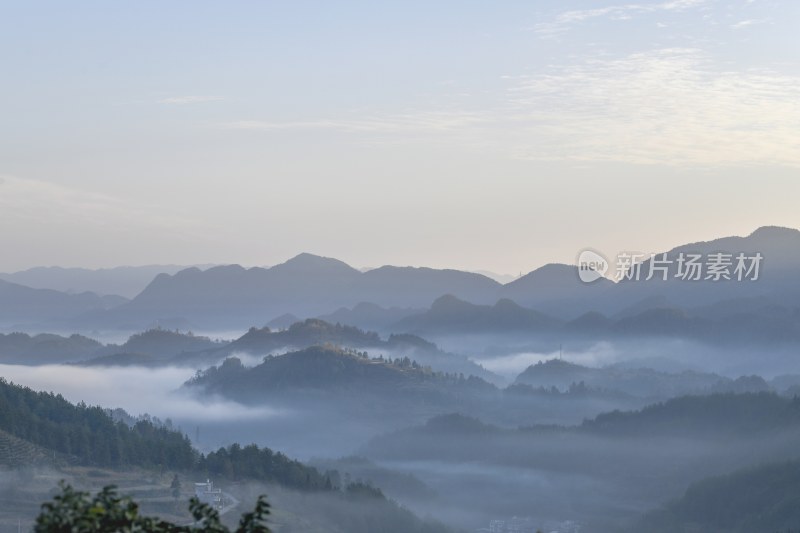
[0,429,50,467]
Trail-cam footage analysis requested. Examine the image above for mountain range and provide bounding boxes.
[0,264,211,298]
[4,319,497,384]
[107,226,800,331]
[2,226,799,336]
[0,278,125,328]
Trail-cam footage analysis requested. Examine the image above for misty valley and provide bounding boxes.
[0,227,799,531]
[6,0,800,529]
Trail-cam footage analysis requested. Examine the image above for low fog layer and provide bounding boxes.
[456,335,800,379]
[0,364,285,424]
[3,321,800,530]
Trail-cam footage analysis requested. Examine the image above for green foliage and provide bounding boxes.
[116,328,220,359]
[35,482,270,533]
[0,379,335,492]
[0,378,196,468]
[0,332,103,364]
[344,481,385,500]
[198,443,333,491]
[188,345,494,399]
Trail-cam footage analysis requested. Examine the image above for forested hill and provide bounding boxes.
[227,319,381,353]
[0,378,454,532]
[0,378,329,490]
[0,332,103,365]
[185,345,496,403]
[514,358,725,398]
[0,328,220,366]
[198,443,334,491]
[0,378,194,468]
[176,318,496,382]
[635,459,800,532]
[364,393,800,462]
[581,392,800,436]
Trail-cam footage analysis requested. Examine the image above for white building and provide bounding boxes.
[194,479,223,509]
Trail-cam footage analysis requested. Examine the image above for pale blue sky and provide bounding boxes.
[1,1,799,273]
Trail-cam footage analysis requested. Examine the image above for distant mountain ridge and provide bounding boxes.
[514,358,725,399]
[6,226,800,335]
[318,302,424,331]
[0,328,221,366]
[108,253,502,329]
[0,264,209,298]
[396,295,560,333]
[393,294,800,345]
[0,331,104,365]
[0,279,125,328]
[124,226,800,330]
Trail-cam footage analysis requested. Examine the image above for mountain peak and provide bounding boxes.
[271,253,360,275]
[430,294,470,311]
[748,225,800,240]
[510,263,576,283]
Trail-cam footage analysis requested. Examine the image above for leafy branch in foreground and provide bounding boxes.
[35,482,270,533]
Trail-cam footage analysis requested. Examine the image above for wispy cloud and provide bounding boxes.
[0,364,285,422]
[225,48,800,168]
[730,18,768,29]
[534,0,709,36]
[157,95,224,105]
[501,48,800,166]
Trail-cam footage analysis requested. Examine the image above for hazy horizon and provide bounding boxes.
[0,224,793,281]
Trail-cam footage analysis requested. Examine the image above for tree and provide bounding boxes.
[171,473,182,500]
[35,482,270,533]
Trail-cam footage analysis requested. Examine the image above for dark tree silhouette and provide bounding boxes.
[35,482,270,533]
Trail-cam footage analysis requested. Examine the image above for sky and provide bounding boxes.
[1,0,799,274]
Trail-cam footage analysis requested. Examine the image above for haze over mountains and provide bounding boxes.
[3,227,799,350]
[358,394,800,531]
[0,264,213,298]
[8,0,800,528]
[0,278,125,327]
[113,254,502,330]
[2,226,800,531]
